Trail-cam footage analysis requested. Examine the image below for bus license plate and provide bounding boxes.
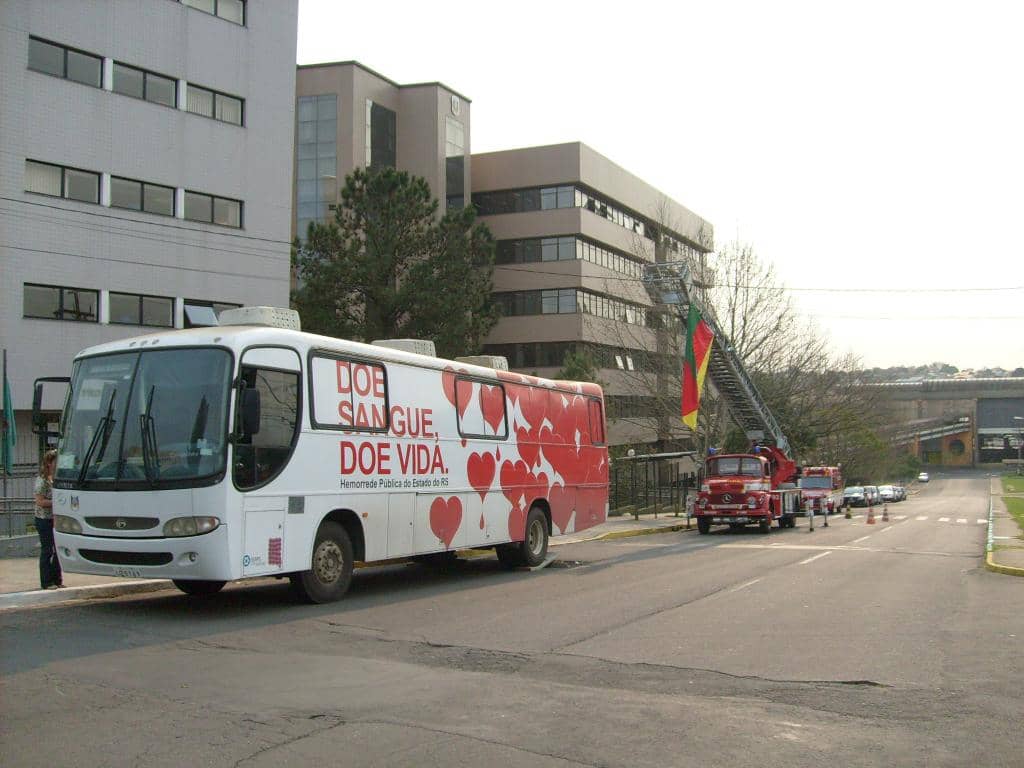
[115,567,143,578]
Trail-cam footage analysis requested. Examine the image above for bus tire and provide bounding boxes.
[291,521,354,604]
[173,579,226,596]
[697,517,711,535]
[498,506,549,568]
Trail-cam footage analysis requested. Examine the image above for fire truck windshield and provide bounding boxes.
[801,476,833,489]
[708,457,764,477]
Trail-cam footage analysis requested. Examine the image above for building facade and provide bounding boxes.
[472,143,714,448]
[293,61,471,240]
[0,0,298,463]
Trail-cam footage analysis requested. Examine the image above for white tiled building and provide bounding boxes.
[0,0,298,463]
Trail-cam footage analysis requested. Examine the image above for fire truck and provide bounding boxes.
[800,466,843,515]
[694,444,802,534]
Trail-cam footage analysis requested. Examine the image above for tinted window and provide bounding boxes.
[28,38,64,76]
[234,367,300,489]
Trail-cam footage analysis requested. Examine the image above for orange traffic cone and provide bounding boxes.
[866,502,876,524]
[882,503,889,522]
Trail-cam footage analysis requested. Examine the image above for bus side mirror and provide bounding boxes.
[241,388,261,436]
[32,376,70,437]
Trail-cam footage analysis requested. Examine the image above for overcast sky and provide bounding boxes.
[297,0,1023,371]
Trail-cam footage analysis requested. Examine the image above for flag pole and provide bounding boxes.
[2,348,9,538]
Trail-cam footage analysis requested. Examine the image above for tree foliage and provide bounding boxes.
[292,167,498,359]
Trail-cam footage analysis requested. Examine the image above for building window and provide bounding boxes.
[181,0,245,25]
[184,191,242,227]
[109,293,174,327]
[365,100,397,171]
[445,117,465,210]
[25,160,100,204]
[112,62,177,108]
[183,300,241,328]
[186,84,244,125]
[495,289,647,327]
[27,37,102,88]
[296,94,337,239]
[109,176,176,216]
[23,284,98,322]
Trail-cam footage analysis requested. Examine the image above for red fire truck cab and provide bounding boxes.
[695,445,802,534]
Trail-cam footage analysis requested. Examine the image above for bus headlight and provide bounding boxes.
[54,515,82,534]
[163,516,220,537]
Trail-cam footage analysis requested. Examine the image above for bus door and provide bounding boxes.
[235,347,301,576]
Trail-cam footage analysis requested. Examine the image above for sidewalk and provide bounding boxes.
[0,512,692,610]
[988,476,1024,576]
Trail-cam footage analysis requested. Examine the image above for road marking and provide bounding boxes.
[730,578,762,592]
[957,519,967,524]
[895,515,907,520]
[917,516,928,521]
[853,535,871,543]
[880,526,894,533]
[799,552,832,565]
[939,517,950,522]
[977,519,988,525]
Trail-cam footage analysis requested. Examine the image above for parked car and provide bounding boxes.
[864,485,881,505]
[918,472,930,483]
[893,485,906,501]
[843,486,866,507]
[878,485,896,502]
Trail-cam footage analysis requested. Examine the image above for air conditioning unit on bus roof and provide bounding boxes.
[372,338,437,357]
[218,306,301,331]
[454,355,509,371]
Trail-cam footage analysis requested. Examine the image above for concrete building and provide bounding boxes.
[293,61,471,240]
[0,0,298,464]
[472,143,714,448]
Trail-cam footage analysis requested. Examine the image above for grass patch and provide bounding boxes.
[1004,496,1024,538]
[1002,476,1024,494]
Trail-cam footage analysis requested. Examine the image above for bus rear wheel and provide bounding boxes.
[173,579,226,596]
[291,521,354,604]
[497,506,549,568]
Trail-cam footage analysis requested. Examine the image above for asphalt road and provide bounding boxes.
[1,470,1021,767]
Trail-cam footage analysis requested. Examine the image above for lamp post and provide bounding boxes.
[1011,416,1024,475]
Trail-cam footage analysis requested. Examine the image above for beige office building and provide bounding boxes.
[293,61,471,240]
[472,143,714,448]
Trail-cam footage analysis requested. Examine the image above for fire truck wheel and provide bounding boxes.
[697,517,711,535]
[173,579,226,596]
[759,519,771,533]
[291,521,354,603]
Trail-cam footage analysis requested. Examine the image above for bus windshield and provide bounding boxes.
[801,476,833,489]
[708,457,764,477]
[56,348,232,488]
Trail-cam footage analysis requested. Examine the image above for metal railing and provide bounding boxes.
[609,452,696,519]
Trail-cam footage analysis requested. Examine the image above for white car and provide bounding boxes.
[917,472,930,483]
[878,485,896,502]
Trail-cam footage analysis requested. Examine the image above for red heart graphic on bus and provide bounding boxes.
[429,496,462,549]
[480,384,505,434]
[516,426,540,469]
[467,451,496,501]
[548,483,575,534]
[455,377,474,419]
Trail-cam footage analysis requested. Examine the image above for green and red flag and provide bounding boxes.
[681,304,714,431]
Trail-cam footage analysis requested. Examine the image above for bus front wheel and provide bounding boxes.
[173,579,226,596]
[291,521,354,603]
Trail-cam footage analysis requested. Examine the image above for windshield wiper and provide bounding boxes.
[139,386,160,486]
[77,391,117,484]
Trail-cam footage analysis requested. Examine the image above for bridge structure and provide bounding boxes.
[870,378,1024,466]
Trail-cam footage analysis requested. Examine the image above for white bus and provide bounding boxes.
[46,308,609,602]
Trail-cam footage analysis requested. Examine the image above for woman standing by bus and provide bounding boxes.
[34,449,63,590]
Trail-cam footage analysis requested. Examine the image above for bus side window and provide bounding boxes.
[587,398,605,445]
[234,366,300,489]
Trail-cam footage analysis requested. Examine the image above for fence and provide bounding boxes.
[2,464,39,537]
[609,451,697,519]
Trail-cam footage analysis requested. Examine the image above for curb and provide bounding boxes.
[0,522,693,610]
[985,490,1024,577]
[0,579,173,611]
